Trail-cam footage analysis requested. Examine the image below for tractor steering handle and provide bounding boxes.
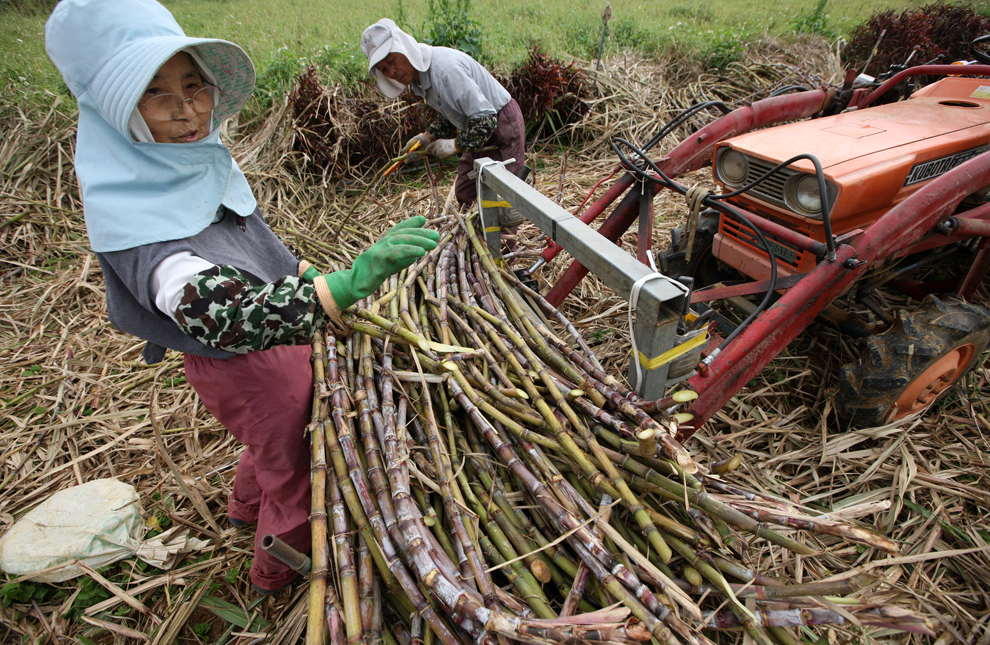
[971,35,990,66]
[861,64,990,108]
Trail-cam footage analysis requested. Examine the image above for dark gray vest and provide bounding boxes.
[97,207,299,363]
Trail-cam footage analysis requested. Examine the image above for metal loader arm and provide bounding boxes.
[474,158,686,399]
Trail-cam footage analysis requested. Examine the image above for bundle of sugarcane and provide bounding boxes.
[302,210,934,645]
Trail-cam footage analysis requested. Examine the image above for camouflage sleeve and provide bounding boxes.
[455,114,498,152]
[174,265,325,354]
[426,112,458,140]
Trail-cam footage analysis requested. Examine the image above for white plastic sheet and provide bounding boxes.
[0,478,209,582]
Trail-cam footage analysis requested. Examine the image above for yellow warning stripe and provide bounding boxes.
[484,226,502,233]
[481,199,512,208]
[637,332,709,370]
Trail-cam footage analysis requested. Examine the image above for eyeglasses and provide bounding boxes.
[139,84,217,121]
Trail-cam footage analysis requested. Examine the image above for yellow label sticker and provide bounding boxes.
[971,86,990,99]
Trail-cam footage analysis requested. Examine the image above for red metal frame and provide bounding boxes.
[856,65,990,108]
[544,90,832,307]
[540,78,990,440]
[679,151,990,439]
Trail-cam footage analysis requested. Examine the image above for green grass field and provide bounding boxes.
[0,0,975,102]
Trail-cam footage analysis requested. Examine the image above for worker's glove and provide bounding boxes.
[401,133,432,163]
[317,216,439,312]
[426,138,459,159]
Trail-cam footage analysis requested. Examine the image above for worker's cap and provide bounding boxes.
[360,18,432,98]
[45,0,254,133]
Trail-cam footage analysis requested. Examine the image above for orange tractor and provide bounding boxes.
[535,40,990,436]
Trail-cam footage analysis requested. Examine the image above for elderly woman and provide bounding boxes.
[45,0,438,594]
[361,19,526,221]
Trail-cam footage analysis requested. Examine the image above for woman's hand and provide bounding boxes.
[323,215,439,310]
[401,133,433,163]
[426,138,459,159]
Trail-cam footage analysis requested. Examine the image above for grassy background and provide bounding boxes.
[1,0,980,102]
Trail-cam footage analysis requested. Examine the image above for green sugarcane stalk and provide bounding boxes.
[618,520,678,580]
[358,533,374,636]
[591,427,703,491]
[662,530,774,645]
[353,308,438,359]
[468,493,558,618]
[413,485,458,565]
[329,470,363,645]
[325,342,460,645]
[470,480,575,602]
[471,465,581,580]
[307,333,330,645]
[445,306,516,390]
[593,442,816,555]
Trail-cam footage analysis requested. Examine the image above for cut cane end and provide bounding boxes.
[713,454,744,474]
[683,567,703,587]
[530,560,552,584]
[672,390,699,403]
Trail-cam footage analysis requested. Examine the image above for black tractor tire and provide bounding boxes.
[661,211,738,287]
[837,295,990,427]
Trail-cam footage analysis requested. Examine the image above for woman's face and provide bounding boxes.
[139,52,211,144]
[375,52,419,86]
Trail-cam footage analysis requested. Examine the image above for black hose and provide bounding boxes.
[713,153,836,261]
[642,101,733,154]
[769,85,811,97]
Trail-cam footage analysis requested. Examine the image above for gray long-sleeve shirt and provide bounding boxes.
[410,47,510,131]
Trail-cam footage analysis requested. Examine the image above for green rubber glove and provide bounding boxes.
[323,216,439,310]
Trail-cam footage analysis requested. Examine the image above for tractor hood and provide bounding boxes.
[728,78,990,175]
[714,77,990,232]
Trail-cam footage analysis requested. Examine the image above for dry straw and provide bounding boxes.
[1,39,986,644]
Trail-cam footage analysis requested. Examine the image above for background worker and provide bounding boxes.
[361,19,526,231]
[45,0,438,594]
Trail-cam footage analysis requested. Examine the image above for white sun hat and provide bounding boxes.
[46,0,255,134]
[360,19,433,98]
[44,0,259,252]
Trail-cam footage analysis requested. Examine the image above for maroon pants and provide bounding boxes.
[184,344,313,590]
[454,98,526,208]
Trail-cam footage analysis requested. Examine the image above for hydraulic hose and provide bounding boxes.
[642,101,733,154]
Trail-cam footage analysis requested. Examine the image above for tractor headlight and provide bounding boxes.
[788,174,824,216]
[717,149,749,186]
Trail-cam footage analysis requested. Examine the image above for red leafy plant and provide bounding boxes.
[843,2,990,76]
[290,66,433,178]
[499,46,591,139]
